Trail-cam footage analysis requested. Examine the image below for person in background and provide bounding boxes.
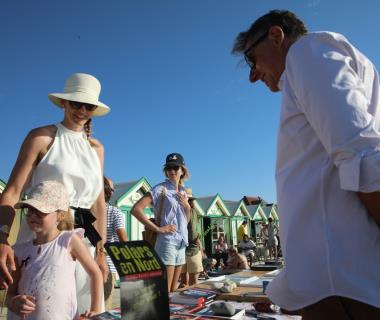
[238,234,256,268]
[103,176,128,311]
[200,250,217,279]
[232,9,380,318]
[262,217,278,260]
[0,73,109,314]
[131,153,190,292]
[179,189,203,288]
[224,247,249,271]
[213,234,228,269]
[6,181,102,319]
[237,220,248,242]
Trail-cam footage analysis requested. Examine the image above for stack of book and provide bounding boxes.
[170,289,246,319]
[170,287,217,306]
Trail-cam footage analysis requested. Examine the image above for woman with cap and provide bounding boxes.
[131,153,191,292]
[0,73,110,314]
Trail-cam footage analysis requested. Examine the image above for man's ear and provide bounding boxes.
[267,26,285,47]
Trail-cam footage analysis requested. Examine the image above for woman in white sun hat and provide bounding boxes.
[0,73,110,315]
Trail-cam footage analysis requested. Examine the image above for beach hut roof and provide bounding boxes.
[111,177,152,207]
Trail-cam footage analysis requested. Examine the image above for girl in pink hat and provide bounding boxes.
[6,181,103,319]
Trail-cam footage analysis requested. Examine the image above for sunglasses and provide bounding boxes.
[165,165,180,172]
[244,32,268,70]
[24,207,50,219]
[69,101,98,112]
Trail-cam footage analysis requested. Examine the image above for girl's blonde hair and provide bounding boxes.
[57,210,74,231]
[163,165,190,186]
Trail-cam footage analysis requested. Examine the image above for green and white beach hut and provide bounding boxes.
[247,204,267,244]
[224,200,251,247]
[0,178,6,194]
[263,204,279,226]
[196,194,230,257]
[111,177,152,241]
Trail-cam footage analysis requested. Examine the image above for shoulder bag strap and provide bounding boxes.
[156,186,166,226]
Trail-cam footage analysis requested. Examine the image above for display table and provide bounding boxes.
[178,270,274,303]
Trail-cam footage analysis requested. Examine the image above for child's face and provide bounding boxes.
[25,207,59,233]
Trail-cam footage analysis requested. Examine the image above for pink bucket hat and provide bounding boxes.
[15,181,69,213]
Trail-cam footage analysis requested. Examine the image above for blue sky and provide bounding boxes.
[1,0,379,204]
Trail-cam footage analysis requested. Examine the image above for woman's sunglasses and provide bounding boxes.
[69,101,98,112]
[165,165,180,172]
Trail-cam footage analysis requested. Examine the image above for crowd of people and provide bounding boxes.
[1,7,380,319]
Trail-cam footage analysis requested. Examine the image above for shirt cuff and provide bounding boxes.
[339,149,380,192]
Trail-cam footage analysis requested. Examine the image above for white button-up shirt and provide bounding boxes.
[267,32,380,310]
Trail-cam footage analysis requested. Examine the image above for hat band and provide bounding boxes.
[64,85,100,98]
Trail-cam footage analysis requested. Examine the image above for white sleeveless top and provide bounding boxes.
[28,122,102,208]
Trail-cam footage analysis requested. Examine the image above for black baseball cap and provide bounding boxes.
[165,153,185,167]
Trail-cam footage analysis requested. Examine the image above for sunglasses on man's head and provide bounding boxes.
[165,166,180,172]
[69,101,98,112]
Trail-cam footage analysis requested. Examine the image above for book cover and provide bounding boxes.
[177,305,245,320]
[105,240,170,320]
[180,288,217,300]
[170,292,206,306]
[170,303,204,314]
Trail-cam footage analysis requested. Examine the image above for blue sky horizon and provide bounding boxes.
[1,0,379,204]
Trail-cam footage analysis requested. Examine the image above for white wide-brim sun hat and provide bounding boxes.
[48,73,110,117]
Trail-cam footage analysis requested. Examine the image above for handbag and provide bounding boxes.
[142,186,166,246]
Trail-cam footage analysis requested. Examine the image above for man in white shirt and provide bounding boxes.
[232,9,380,319]
[237,234,256,267]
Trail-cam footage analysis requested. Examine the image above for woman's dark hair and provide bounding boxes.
[104,176,113,203]
[232,10,308,54]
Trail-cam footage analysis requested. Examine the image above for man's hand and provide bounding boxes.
[0,241,15,289]
[95,252,109,284]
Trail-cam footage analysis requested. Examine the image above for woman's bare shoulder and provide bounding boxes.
[89,137,104,151]
[28,124,57,139]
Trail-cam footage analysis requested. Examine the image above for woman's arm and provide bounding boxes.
[70,233,103,316]
[177,192,191,223]
[116,228,128,242]
[90,139,109,282]
[6,257,36,316]
[0,127,53,287]
[131,193,176,234]
[91,139,107,244]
